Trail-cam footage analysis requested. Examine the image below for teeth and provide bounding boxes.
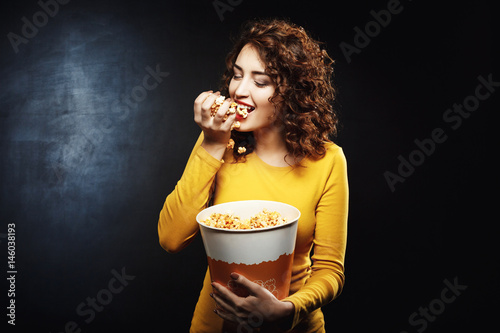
[238,104,254,110]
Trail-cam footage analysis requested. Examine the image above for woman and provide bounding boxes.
[158,19,348,332]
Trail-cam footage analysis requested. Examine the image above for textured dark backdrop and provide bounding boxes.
[0,0,496,332]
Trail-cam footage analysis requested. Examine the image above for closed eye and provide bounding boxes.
[232,63,271,88]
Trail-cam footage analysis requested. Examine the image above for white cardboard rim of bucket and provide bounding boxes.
[196,200,301,233]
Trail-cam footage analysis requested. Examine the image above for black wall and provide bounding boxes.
[1,0,496,332]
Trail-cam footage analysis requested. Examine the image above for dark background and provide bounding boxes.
[1,0,496,332]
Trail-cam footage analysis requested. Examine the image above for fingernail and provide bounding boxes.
[209,293,213,298]
[230,272,239,280]
[213,309,218,314]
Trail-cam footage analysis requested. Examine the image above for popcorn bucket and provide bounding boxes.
[196,200,300,300]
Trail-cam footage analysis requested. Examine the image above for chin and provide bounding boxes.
[233,123,255,132]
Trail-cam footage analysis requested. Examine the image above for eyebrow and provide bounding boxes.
[233,63,269,76]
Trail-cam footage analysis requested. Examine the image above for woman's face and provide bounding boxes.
[228,44,278,132]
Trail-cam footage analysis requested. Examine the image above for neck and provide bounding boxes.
[253,126,286,152]
[253,126,295,167]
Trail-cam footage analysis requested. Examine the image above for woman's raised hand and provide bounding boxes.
[194,91,236,160]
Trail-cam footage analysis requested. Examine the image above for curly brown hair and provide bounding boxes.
[220,18,339,163]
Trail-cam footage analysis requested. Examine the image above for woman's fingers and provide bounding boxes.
[194,91,218,124]
[194,90,213,104]
[211,282,258,330]
[211,278,267,328]
[230,273,276,298]
[198,94,235,130]
[211,282,240,316]
[211,274,292,329]
[194,91,235,150]
[213,98,235,126]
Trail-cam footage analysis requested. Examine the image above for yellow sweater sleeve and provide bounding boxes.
[283,147,349,329]
[157,133,223,253]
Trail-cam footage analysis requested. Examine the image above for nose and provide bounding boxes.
[233,78,250,100]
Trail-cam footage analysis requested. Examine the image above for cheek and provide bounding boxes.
[256,90,275,110]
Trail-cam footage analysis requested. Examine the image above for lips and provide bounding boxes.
[235,100,255,120]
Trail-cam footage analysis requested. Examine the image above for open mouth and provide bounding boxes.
[237,104,255,112]
[234,101,255,120]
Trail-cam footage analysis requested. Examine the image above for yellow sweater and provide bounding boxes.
[158,133,349,332]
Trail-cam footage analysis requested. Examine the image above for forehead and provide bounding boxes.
[234,44,266,71]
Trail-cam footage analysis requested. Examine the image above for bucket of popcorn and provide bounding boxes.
[196,200,300,300]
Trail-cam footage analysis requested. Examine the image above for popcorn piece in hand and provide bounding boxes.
[228,102,237,115]
[210,95,226,117]
[211,97,240,121]
[223,102,237,121]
